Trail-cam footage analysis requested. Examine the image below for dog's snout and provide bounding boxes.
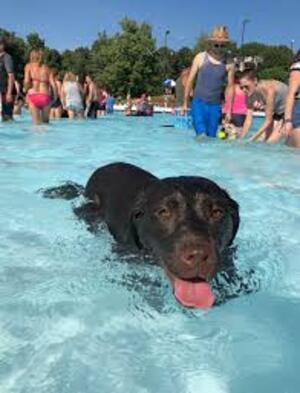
[181,246,210,267]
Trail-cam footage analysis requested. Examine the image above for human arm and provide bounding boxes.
[49,70,57,101]
[61,83,66,108]
[240,109,253,138]
[224,64,235,122]
[284,71,300,136]
[23,64,31,93]
[4,54,15,102]
[86,84,93,104]
[182,53,204,112]
[249,83,276,142]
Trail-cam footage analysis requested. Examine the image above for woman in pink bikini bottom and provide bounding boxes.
[27,92,50,110]
[26,89,52,124]
[24,50,56,125]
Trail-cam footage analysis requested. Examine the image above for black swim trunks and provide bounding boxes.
[231,114,246,128]
[51,97,62,109]
[273,113,284,121]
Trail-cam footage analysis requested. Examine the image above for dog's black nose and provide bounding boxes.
[181,246,210,268]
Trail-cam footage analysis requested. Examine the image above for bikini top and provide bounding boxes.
[29,64,49,84]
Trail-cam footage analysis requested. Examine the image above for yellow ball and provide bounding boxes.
[217,130,226,140]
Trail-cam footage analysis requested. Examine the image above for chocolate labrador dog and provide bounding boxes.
[41,162,242,309]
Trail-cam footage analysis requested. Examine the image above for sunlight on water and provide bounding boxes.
[0,113,299,392]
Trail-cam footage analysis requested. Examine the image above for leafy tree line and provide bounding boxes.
[0,19,295,97]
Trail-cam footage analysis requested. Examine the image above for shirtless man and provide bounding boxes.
[182,26,235,138]
[24,50,57,125]
[175,67,191,108]
[239,69,288,143]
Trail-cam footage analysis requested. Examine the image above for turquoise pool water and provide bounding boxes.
[0,113,299,393]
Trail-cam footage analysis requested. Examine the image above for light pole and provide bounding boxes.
[241,19,250,47]
[163,30,171,80]
[290,39,295,53]
[164,30,170,48]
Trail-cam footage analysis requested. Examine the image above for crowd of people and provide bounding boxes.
[0,38,115,125]
[1,28,300,149]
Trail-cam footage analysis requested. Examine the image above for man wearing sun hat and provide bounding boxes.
[182,26,235,138]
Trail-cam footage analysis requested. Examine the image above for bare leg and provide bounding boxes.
[265,120,284,144]
[67,110,75,119]
[286,127,300,148]
[29,104,42,125]
[41,105,50,124]
[55,107,62,119]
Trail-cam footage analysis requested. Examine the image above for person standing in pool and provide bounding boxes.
[0,36,15,121]
[284,51,300,148]
[61,72,84,119]
[24,50,57,125]
[49,69,63,119]
[222,71,247,133]
[182,26,235,138]
[239,69,288,143]
[85,75,99,119]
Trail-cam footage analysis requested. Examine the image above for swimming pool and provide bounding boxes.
[0,113,299,393]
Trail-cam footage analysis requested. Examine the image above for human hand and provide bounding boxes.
[283,121,293,138]
[180,104,188,116]
[6,92,13,103]
[224,113,231,124]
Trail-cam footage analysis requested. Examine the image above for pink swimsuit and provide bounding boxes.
[27,92,50,109]
[223,85,247,115]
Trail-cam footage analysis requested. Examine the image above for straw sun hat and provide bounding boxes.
[208,26,230,43]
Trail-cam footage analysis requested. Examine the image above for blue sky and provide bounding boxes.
[1,0,299,51]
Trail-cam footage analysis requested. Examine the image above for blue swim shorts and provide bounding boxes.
[191,97,222,138]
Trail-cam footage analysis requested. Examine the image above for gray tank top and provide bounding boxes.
[193,52,226,104]
[273,82,288,114]
[247,81,288,115]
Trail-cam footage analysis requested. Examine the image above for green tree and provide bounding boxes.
[26,32,45,53]
[172,47,194,76]
[90,18,157,96]
[240,42,293,69]
[44,48,62,70]
[61,47,91,80]
[194,33,210,53]
[258,66,289,83]
[154,47,176,80]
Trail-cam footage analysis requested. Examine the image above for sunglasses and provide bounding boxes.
[213,43,226,49]
[240,84,250,91]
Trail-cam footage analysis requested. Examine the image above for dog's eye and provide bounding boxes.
[156,207,171,219]
[211,207,224,220]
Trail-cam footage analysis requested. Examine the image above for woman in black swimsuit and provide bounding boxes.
[50,69,62,119]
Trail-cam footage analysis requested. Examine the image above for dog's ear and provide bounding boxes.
[132,208,145,221]
[131,189,147,220]
[129,191,147,249]
[227,197,240,245]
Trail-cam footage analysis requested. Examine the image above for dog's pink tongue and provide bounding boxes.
[173,278,215,309]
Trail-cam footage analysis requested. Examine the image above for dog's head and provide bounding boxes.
[131,178,239,308]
